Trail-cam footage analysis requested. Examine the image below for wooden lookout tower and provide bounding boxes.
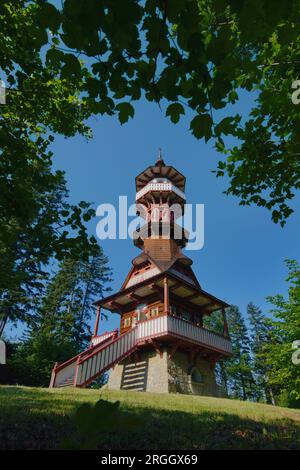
[50,154,232,395]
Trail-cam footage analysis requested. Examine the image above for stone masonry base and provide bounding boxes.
[108,347,225,397]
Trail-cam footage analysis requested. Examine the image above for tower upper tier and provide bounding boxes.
[135,153,186,207]
[134,153,189,250]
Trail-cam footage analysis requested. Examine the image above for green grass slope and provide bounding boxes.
[0,385,299,450]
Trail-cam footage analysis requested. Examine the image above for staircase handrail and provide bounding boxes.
[77,326,138,366]
[54,331,116,372]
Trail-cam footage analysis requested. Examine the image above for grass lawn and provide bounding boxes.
[0,385,300,450]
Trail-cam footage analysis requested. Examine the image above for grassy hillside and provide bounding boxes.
[0,385,299,450]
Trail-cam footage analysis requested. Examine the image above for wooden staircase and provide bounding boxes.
[50,327,138,388]
[56,377,74,388]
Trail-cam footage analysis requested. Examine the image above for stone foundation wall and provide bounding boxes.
[108,347,222,397]
[168,350,219,396]
[108,349,169,394]
[146,349,169,393]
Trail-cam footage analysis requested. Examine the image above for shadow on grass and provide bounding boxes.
[0,387,299,450]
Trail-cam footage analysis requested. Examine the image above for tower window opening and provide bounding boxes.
[150,307,159,317]
[124,317,132,328]
[182,311,190,322]
[170,306,177,316]
[188,367,205,395]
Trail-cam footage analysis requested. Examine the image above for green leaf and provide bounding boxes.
[116,102,135,124]
[86,78,101,98]
[166,103,185,123]
[215,117,236,136]
[61,54,81,78]
[190,114,213,141]
[46,48,64,68]
[215,141,225,152]
[37,2,61,31]
[228,90,239,104]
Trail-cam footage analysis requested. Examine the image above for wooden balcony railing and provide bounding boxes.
[137,315,232,356]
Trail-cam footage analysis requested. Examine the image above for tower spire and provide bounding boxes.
[156,148,165,166]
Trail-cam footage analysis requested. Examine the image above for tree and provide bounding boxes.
[0,1,99,330]
[203,310,230,394]
[3,1,300,227]
[77,251,113,329]
[205,306,256,400]
[226,306,256,400]
[5,332,79,387]
[0,145,98,332]
[247,302,276,404]
[30,247,112,349]
[2,0,300,329]
[261,260,300,408]
[9,0,297,226]
[5,248,112,386]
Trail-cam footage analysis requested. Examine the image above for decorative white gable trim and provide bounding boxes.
[126,267,161,288]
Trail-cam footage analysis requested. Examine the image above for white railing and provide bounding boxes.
[91,330,116,346]
[52,360,77,387]
[136,315,232,355]
[137,315,168,340]
[126,266,160,288]
[136,182,186,201]
[75,327,138,387]
[166,316,232,355]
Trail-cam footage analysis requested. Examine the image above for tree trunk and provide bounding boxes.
[240,373,247,401]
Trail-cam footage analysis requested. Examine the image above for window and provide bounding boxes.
[150,307,159,317]
[170,306,177,316]
[135,305,147,322]
[124,317,131,328]
[182,311,190,322]
[176,309,182,318]
[189,367,204,395]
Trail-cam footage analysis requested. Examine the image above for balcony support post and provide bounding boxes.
[209,355,219,370]
[93,305,101,337]
[163,276,169,314]
[148,338,163,358]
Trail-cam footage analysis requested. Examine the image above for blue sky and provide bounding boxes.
[40,92,299,337]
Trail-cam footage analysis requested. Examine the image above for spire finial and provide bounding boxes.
[156,148,165,166]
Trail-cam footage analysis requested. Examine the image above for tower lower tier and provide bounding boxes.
[108,347,226,397]
[50,315,231,390]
